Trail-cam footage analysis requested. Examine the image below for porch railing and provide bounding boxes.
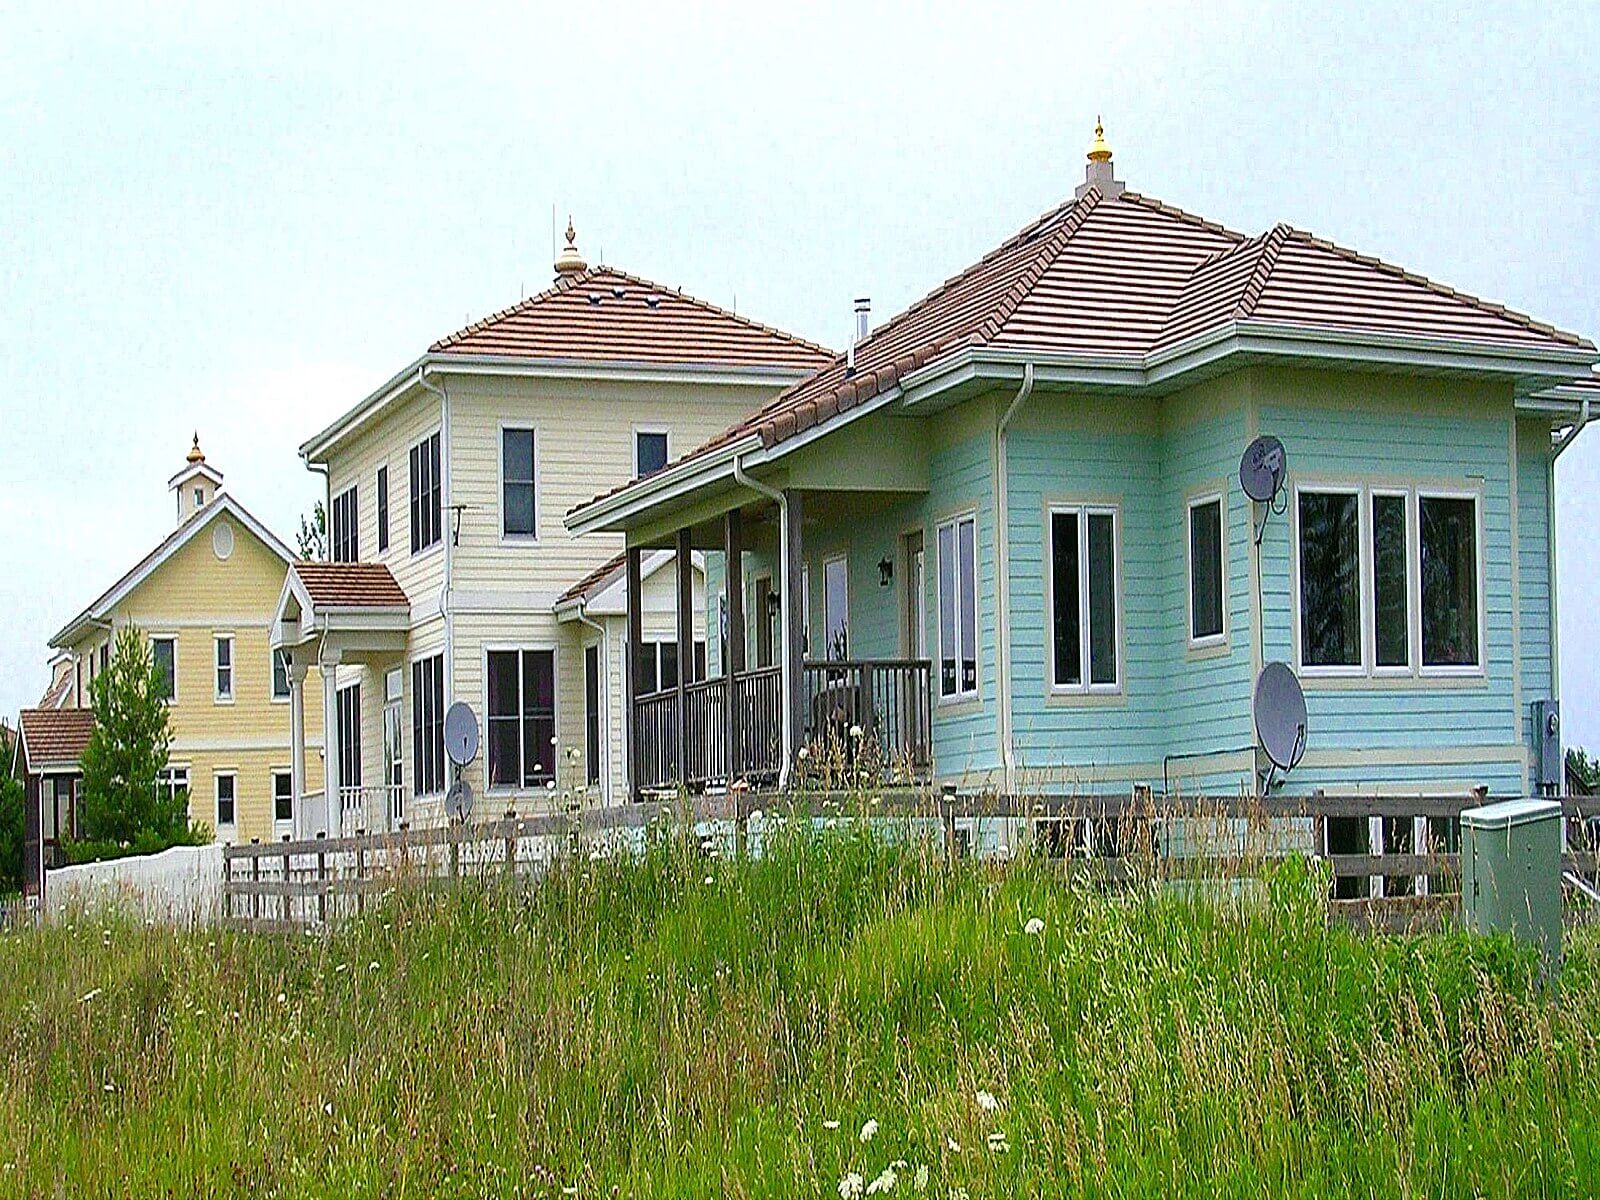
[631,658,932,795]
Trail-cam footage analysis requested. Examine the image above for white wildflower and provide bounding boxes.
[986,1132,1009,1153]
[823,1119,841,1131]
[838,1172,864,1199]
[913,1164,929,1191]
[335,962,349,974]
[276,993,287,1005]
[704,875,714,886]
[368,961,379,972]
[950,1190,969,1200]
[1024,916,1045,936]
[946,1137,961,1153]
[975,1089,999,1112]
[78,988,101,1005]
[102,1082,116,1093]
[798,745,810,760]
[323,1101,333,1116]
[859,1118,878,1143]
[866,1165,896,1194]
[849,724,863,740]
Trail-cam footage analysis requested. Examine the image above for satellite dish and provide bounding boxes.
[1240,435,1287,504]
[444,702,479,766]
[445,778,474,822]
[1253,661,1308,774]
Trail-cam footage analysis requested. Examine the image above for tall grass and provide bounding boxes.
[0,821,1595,1197]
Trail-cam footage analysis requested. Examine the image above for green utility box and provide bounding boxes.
[1461,798,1563,970]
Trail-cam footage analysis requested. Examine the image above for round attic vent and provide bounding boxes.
[212,520,235,560]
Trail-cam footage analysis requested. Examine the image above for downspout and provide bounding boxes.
[573,600,610,805]
[1548,397,1587,701]
[416,365,452,712]
[994,363,1035,797]
[733,454,794,785]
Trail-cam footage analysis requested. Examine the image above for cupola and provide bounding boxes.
[167,432,224,525]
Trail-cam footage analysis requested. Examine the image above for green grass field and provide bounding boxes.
[1,824,1596,1197]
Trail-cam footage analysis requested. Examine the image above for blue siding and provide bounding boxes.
[1517,417,1554,791]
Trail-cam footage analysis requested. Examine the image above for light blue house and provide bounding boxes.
[566,126,1597,805]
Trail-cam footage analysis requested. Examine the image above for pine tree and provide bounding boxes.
[77,626,184,846]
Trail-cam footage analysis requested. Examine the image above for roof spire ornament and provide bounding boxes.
[1087,116,1113,163]
[1076,115,1124,200]
[187,432,205,464]
[554,216,588,278]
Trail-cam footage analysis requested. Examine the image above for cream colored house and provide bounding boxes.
[273,226,830,833]
[46,438,324,846]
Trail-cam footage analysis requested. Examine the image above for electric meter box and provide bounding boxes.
[1460,798,1562,968]
[1531,699,1562,792]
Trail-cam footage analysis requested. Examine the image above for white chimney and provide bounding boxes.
[847,297,870,372]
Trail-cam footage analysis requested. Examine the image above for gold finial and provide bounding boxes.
[554,215,587,276]
[1087,116,1112,164]
[187,432,205,464]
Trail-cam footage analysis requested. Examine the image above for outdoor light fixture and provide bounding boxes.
[878,557,894,587]
[766,592,781,618]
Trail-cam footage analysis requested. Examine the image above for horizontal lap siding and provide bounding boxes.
[1517,418,1553,792]
[1256,370,1522,795]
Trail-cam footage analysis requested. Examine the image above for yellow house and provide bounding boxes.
[47,437,323,845]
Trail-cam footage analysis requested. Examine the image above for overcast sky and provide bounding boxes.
[3,1,1598,748]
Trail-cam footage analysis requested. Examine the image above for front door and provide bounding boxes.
[383,669,403,829]
[903,532,926,657]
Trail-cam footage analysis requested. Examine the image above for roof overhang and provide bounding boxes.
[553,549,704,622]
[50,495,294,649]
[300,352,823,466]
[167,461,224,491]
[271,570,410,652]
[566,325,1598,538]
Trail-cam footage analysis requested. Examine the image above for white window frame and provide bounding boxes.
[1046,503,1123,696]
[822,553,850,661]
[482,644,560,793]
[271,647,292,703]
[935,512,980,704]
[151,634,178,704]
[156,765,190,805]
[214,770,237,831]
[633,425,670,479]
[1292,481,1485,681]
[213,633,235,703]
[271,768,293,828]
[1417,487,1486,678]
[408,427,444,557]
[499,422,539,543]
[1185,491,1227,649]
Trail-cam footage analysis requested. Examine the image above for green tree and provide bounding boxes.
[1566,747,1598,795]
[78,626,185,847]
[297,500,327,561]
[0,725,21,891]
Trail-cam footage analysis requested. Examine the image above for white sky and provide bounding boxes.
[3,1,1598,747]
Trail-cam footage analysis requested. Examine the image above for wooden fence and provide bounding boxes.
[221,791,1600,933]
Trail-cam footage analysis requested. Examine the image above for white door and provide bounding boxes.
[383,669,403,828]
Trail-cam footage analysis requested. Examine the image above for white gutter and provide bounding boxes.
[1552,397,1591,460]
[572,600,612,804]
[732,454,794,785]
[993,363,1035,795]
[416,366,452,708]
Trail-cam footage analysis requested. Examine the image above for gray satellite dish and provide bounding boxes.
[1240,435,1287,504]
[1253,661,1308,775]
[444,701,479,766]
[444,778,474,822]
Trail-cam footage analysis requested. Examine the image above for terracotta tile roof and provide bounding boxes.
[18,708,96,770]
[38,673,74,710]
[292,562,410,609]
[429,266,834,372]
[555,551,627,607]
[570,183,1594,523]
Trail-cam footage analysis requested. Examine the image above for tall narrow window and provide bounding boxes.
[487,649,556,789]
[215,773,236,828]
[336,683,361,791]
[376,465,390,553]
[331,485,358,563]
[411,654,445,796]
[152,637,176,702]
[409,431,442,554]
[1188,495,1225,644]
[1371,492,1410,668]
[502,427,537,538]
[272,648,292,700]
[1420,495,1479,668]
[823,555,849,660]
[214,635,233,701]
[584,644,601,787]
[636,430,669,478]
[273,771,293,824]
[936,514,978,700]
[1050,506,1120,690]
[1297,490,1361,670]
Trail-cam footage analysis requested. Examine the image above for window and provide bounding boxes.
[635,429,669,478]
[1187,495,1225,644]
[1297,489,1361,670]
[156,766,189,805]
[501,426,537,539]
[487,649,556,789]
[376,465,390,554]
[1049,506,1119,691]
[585,644,601,787]
[98,643,109,676]
[635,641,705,696]
[152,637,176,702]
[411,654,445,796]
[215,773,236,828]
[331,485,359,563]
[823,555,849,660]
[336,684,361,790]
[273,770,293,824]
[1420,494,1479,668]
[1295,486,1482,676]
[936,514,978,700]
[272,648,292,700]
[214,635,234,701]
[409,431,442,554]
[193,486,204,511]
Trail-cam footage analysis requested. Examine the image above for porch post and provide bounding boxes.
[625,546,644,802]
[782,489,806,775]
[723,509,744,780]
[675,527,693,787]
[287,653,309,827]
[321,651,340,837]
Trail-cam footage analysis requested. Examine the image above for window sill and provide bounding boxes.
[1301,671,1489,691]
[409,541,444,561]
[214,697,235,706]
[499,533,541,546]
[1185,636,1230,661]
[1046,687,1126,706]
[934,695,983,716]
